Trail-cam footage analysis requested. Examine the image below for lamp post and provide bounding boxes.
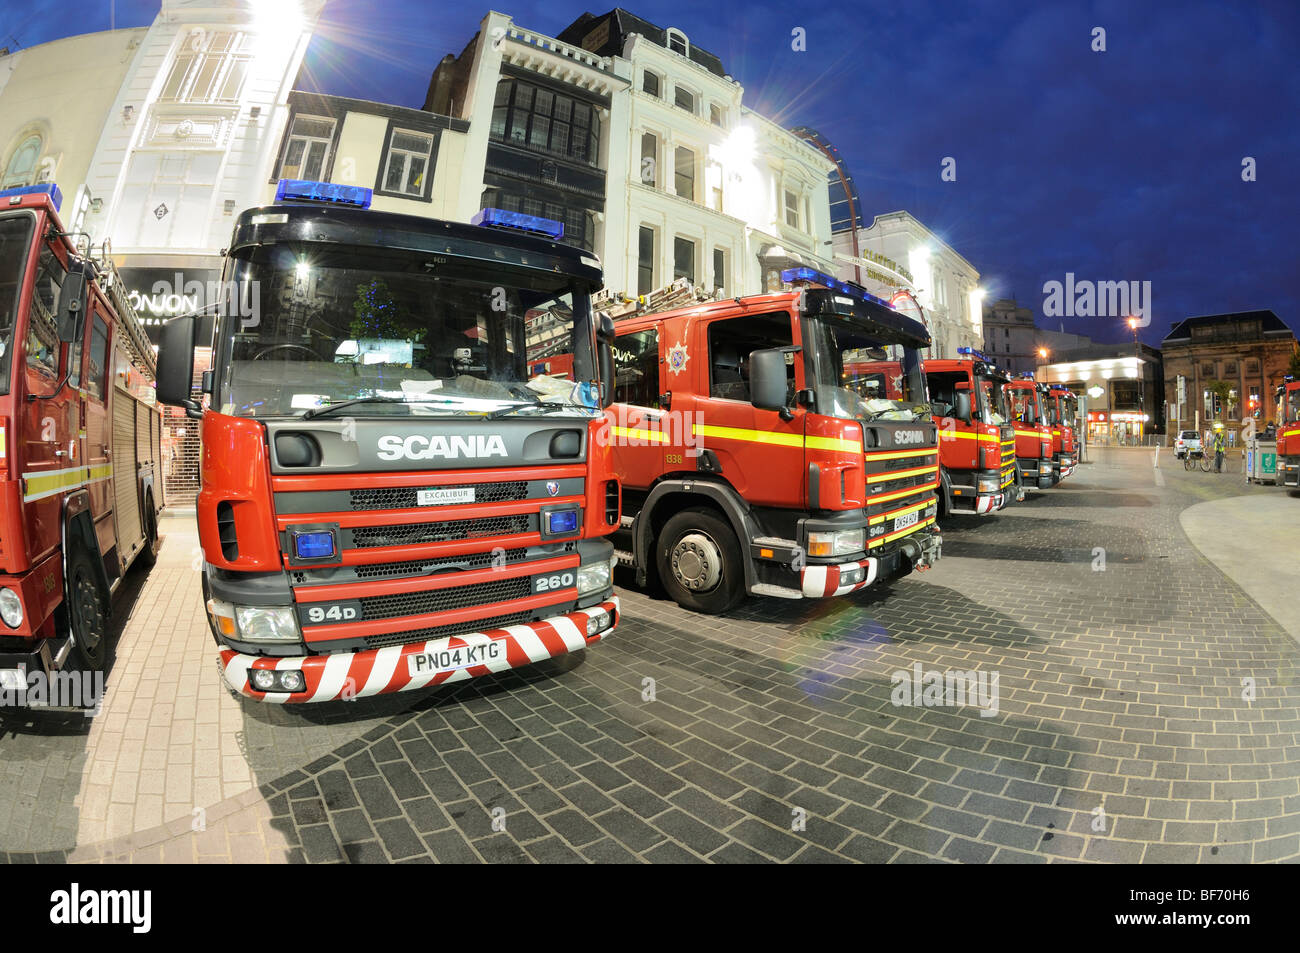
[1037,347,1048,379]
[1127,316,1144,441]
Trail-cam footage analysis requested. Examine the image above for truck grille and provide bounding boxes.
[360,576,532,621]
[351,514,532,548]
[362,611,533,650]
[349,481,528,511]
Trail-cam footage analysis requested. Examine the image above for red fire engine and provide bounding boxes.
[156,183,620,703]
[1043,384,1078,480]
[924,348,1018,515]
[1003,377,1055,491]
[1276,376,1299,488]
[606,267,941,615]
[0,183,163,690]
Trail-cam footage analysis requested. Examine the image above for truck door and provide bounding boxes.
[609,325,666,488]
[19,240,75,566]
[81,310,113,557]
[686,311,800,508]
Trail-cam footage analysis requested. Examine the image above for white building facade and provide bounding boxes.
[833,210,983,360]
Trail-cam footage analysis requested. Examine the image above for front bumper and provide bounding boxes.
[220,598,619,703]
[800,558,878,598]
[1279,458,1299,487]
[1056,453,1075,479]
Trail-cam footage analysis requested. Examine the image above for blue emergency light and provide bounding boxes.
[471,207,564,240]
[957,346,993,362]
[780,267,894,309]
[0,182,62,212]
[293,531,336,560]
[545,509,579,535]
[275,179,372,208]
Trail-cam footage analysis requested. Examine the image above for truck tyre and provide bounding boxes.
[67,546,112,672]
[136,493,160,570]
[937,471,952,517]
[1014,460,1028,501]
[655,508,745,615]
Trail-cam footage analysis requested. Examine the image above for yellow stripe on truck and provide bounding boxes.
[22,463,114,503]
[609,426,669,444]
[691,424,862,453]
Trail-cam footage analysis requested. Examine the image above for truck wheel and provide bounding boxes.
[655,508,745,615]
[67,546,112,672]
[136,493,159,570]
[1013,461,1028,502]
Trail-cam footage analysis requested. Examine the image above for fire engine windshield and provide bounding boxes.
[216,244,600,419]
[0,215,35,396]
[1007,387,1042,424]
[1288,388,1300,424]
[804,315,929,422]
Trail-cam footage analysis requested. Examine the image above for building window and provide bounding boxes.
[1,135,41,189]
[279,116,335,182]
[484,190,595,252]
[614,328,660,407]
[159,31,250,104]
[642,71,660,97]
[674,86,696,114]
[490,79,600,166]
[783,189,800,228]
[667,29,689,57]
[712,248,727,295]
[673,236,696,284]
[710,103,724,127]
[637,226,656,295]
[639,132,658,187]
[1004,327,1009,337]
[381,128,433,196]
[674,146,695,201]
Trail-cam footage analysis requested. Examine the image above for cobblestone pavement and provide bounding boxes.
[3,448,1298,863]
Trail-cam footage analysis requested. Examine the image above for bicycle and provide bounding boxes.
[1184,448,1204,471]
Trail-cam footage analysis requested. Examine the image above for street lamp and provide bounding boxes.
[1037,347,1048,377]
[1126,316,1143,439]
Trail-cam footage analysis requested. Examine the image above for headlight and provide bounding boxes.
[233,605,301,643]
[808,529,865,557]
[0,588,22,628]
[977,477,1000,492]
[577,560,612,596]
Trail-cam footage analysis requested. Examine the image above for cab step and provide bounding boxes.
[751,583,803,600]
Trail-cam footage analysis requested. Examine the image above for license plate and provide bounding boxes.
[406,640,504,677]
[894,511,919,532]
[418,487,475,506]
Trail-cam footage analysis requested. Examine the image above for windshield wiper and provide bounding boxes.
[486,398,577,420]
[302,395,407,419]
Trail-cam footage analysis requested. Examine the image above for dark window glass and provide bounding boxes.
[668,32,688,56]
[638,227,655,295]
[640,133,657,187]
[674,146,695,201]
[674,86,694,112]
[26,246,62,379]
[87,316,109,400]
[643,72,659,97]
[614,328,660,407]
[712,248,725,293]
[673,236,695,284]
[710,103,722,126]
[707,312,794,402]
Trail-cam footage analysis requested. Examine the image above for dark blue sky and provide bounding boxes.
[8,0,1298,346]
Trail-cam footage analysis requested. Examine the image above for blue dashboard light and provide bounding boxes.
[471,207,564,239]
[293,531,335,560]
[275,179,372,208]
[0,182,62,212]
[545,509,579,535]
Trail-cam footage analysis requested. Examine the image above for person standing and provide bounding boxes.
[1213,428,1226,472]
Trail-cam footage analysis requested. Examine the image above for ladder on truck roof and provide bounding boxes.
[595,277,714,320]
[93,254,157,384]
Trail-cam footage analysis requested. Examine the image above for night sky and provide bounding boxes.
[8,0,1298,347]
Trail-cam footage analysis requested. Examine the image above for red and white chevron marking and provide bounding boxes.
[799,559,877,598]
[220,598,619,703]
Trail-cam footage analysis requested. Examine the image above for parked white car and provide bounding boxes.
[1174,430,1202,459]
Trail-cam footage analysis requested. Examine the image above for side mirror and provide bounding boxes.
[750,348,791,419]
[56,263,89,343]
[157,314,200,418]
[596,310,615,341]
[598,339,615,409]
[953,391,972,422]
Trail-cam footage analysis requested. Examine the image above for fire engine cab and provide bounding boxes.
[924,348,1018,516]
[1004,376,1055,491]
[606,267,942,614]
[1044,384,1078,480]
[156,182,621,703]
[1276,376,1299,488]
[0,182,163,690]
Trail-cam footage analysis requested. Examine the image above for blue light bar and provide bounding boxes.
[956,346,993,362]
[275,179,372,208]
[780,267,894,309]
[471,207,564,240]
[545,509,580,535]
[293,531,335,560]
[0,182,62,212]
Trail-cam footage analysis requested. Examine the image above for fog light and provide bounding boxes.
[586,610,611,636]
[841,567,865,585]
[279,669,305,692]
[250,669,276,691]
[0,668,27,691]
[0,587,22,628]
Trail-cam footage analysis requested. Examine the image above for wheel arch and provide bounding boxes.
[634,478,758,593]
